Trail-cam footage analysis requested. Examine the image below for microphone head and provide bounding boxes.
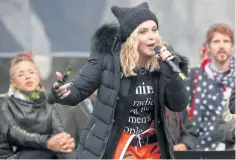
[154,45,161,55]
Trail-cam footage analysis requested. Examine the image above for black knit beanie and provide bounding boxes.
[111,2,158,41]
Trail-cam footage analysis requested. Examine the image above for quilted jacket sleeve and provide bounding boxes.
[50,51,104,106]
[163,55,189,112]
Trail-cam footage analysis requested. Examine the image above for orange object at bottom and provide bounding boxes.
[113,131,161,159]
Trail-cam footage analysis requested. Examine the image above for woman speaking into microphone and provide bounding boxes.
[50,2,189,159]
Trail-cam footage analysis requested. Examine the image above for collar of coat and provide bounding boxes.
[91,23,189,75]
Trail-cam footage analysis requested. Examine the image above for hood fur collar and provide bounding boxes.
[91,23,121,54]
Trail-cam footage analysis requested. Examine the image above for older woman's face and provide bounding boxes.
[10,61,40,92]
[137,20,160,57]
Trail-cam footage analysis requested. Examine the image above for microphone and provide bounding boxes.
[154,45,188,82]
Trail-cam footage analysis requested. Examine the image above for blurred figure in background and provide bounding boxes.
[165,108,197,151]
[187,24,235,151]
[0,53,75,159]
[64,90,97,148]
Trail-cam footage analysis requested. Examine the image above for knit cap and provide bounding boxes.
[111,2,158,41]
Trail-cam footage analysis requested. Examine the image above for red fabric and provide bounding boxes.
[221,84,226,92]
[18,52,33,61]
[201,58,210,72]
[189,71,198,120]
[113,131,160,159]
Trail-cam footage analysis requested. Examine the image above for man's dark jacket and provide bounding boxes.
[166,108,198,150]
[53,23,189,159]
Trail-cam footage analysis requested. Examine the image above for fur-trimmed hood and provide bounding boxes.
[91,23,121,54]
[91,23,189,74]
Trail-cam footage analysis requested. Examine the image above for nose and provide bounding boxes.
[219,40,225,48]
[25,72,32,79]
[148,31,154,40]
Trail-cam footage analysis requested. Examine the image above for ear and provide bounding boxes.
[206,43,211,54]
[10,79,16,88]
[205,43,209,50]
[231,43,235,50]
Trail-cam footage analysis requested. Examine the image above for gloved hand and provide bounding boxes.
[159,55,186,91]
[48,72,73,104]
[159,57,179,79]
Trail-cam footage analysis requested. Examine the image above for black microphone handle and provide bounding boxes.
[166,60,182,73]
[166,60,188,82]
[154,45,188,82]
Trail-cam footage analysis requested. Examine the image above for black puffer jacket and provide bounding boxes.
[53,23,189,159]
[0,95,63,159]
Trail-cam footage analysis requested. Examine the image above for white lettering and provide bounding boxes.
[135,84,153,95]
[124,126,144,135]
[136,86,142,94]
[133,98,154,107]
[128,115,151,123]
[130,109,138,114]
[146,85,154,94]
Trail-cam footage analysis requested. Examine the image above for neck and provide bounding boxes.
[137,55,148,68]
[211,58,231,72]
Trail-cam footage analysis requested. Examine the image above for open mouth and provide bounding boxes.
[147,43,155,49]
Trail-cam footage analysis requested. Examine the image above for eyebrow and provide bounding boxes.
[17,68,34,73]
[139,25,158,30]
[212,39,231,42]
[18,70,24,73]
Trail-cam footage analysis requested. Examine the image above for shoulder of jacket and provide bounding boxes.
[0,94,10,109]
[0,93,7,98]
[0,94,8,102]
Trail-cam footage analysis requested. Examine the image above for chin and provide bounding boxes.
[145,51,155,56]
[24,87,38,93]
[217,55,230,63]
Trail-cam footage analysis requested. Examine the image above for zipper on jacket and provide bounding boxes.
[85,124,95,142]
[100,77,135,158]
[100,41,120,159]
[99,97,117,159]
[78,123,95,157]
[152,72,174,159]
[150,73,166,158]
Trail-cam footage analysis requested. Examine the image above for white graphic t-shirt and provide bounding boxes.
[124,68,155,135]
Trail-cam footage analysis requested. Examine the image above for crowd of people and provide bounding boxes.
[0,2,235,159]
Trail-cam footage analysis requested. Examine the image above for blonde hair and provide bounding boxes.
[120,29,163,77]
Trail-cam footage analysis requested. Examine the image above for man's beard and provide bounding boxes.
[216,52,231,64]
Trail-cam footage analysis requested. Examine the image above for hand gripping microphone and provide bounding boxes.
[154,45,188,82]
